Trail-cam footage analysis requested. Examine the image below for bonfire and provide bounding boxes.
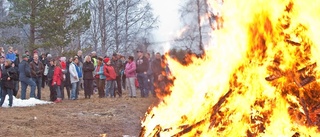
[140,0,320,136]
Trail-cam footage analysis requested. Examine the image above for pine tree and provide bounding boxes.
[6,0,91,52]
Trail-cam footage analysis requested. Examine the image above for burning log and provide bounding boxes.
[294,63,316,87]
[292,63,317,126]
[265,63,317,126]
[265,63,316,86]
[265,73,282,81]
[286,39,301,46]
[209,89,233,128]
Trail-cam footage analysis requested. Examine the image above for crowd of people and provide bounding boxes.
[0,46,172,107]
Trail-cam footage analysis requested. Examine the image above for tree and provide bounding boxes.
[174,0,221,53]
[86,0,158,56]
[6,0,91,53]
[38,0,91,52]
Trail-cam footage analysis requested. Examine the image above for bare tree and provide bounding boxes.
[175,0,216,52]
[86,0,157,56]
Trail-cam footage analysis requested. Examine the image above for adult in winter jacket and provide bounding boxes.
[94,57,106,98]
[62,58,72,99]
[5,47,16,62]
[136,49,149,97]
[125,56,137,98]
[59,57,68,100]
[52,60,63,103]
[82,56,95,99]
[30,54,44,99]
[152,52,163,95]
[47,59,56,101]
[19,54,36,99]
[103,58,116,97]
[111,53,123,97]
[0,60,17,107]
[69,57,79,100]
[13,49,20,97]
[145,53,155,97]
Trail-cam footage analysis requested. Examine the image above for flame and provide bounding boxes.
[141,0,320,136]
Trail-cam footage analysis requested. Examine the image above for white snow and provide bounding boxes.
[0,95,52,107]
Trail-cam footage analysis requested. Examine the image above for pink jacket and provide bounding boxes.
[125,61,136,78]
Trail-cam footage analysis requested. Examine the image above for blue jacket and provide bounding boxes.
[6,52,16,62]
[75,65,82,78]
[18,60,31,81]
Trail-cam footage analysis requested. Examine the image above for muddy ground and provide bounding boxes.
[0,86,159,137]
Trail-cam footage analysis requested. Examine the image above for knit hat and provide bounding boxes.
[104,57,110,63]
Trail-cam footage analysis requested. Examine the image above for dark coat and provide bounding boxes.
[30,60,44,78]
[136,56,149,73]
[152,58,162,76]
[47,64,55,81]
[64,61,72,86]
[13,54,20,78]
[82,61,95,80]
[2,66,16,89]
[18,60,31,81]
[111,59,123,76]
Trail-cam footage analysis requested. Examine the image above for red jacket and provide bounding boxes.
[52,66,62,86]
[103,64,116,80]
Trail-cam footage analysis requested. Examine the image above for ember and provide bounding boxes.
[141,0,320,136]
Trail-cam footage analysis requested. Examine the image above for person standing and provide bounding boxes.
[145,53,155,97]
[125,56,137,98]
[111,53,123,97]
[82,55,95,99]
[13,49,20,97]
[5,46,16,62]
[94,57,106,98]
[104,57,116,98]
[41,53,47,88]
[0,60,18,107]
[30,54,44,99]
[47,59,56,101]
[69,57,79,100]
[77,50,83,64]
[120,56,127,90]
[52,60,63,103]
[19,54,36,99]
[59,57,68,100]
[90,51,98,66]
[152,52,163,96]
[0,56,5,98]
[136,49,149,97]
[63,57,73,99]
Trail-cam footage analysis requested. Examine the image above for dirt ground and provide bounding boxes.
[0,86,159,137]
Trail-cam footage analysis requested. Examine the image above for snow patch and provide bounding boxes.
[1,95,52,107]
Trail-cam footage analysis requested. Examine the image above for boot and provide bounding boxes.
[54,98,62,103]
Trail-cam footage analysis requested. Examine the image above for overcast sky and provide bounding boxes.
[149,0,181,51]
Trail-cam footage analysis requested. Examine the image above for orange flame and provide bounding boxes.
[141,0,320,136]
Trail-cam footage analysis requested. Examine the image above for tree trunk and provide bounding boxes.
[114,0,120,52]
[124,0,129,54]
[197,0,203,51]
[99,0,107,53]
[29,0,36,50]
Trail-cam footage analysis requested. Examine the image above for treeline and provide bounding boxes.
[0,0,157,57]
